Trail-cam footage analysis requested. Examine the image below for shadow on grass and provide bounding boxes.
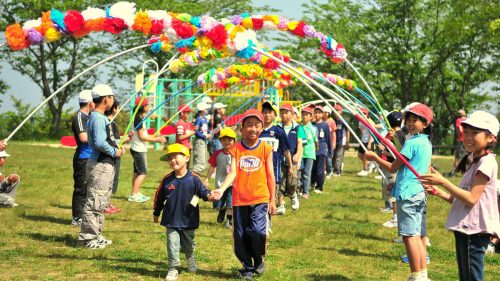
[23,232,75,247]
[37,252,165,267]
[20,213,68,225]
[50,203,72,210]
[316,247,394,260]
[354,232,387,242]
[306,273,352,281]
[112,266,236,279]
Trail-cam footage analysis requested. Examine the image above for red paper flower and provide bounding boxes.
[205,24,228,50]
[64,10,85,34]
[177,47,189,54]
[150,20,164,35]
[171,18,194,39]
[264,59,279,69]
[291,21,306,37]
[103,17,127,34]
[5,23,29,51]
[251,18,264,30]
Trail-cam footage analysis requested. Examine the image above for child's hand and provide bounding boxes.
[268,201,277,215]
[423,184,439,195]
[7,174,19,184]
[211,189,222,201]
[153,216,159,223]
[0,140,6,151]
[364,151,377,161]
[419,167,446,186]
[156,136,167,144]
[207,193,216,202]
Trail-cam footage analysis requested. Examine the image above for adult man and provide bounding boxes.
[77,84,126,249]
[70,90,94,226]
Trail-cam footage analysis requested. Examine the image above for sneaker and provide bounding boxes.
[239,268,253,280]
[165,268,179,281]
[486,242,496,254]
[12,203,19,207]
[367,162,377,173]
[224,219,232,229]
[326,172,333,179]
[302,194,309,199]
[104,206,121,214]
[379,208,392,213]
[137,192,151,200]
[187,256,197,273]
[82,239,106,249]
[217,209,226,223]
[393,236,403,243]
[313,189,323,194]
[71,217,82,226]
[128,193,149,203]
[254,261,265,275]
[276,204,286,215]
[357,170,369,176]
[374,175,382,179]
[426,238,431,247]
[382,219,398,228]
[291,195,300,210]
[97,235,112,245]
[333,173,341,177]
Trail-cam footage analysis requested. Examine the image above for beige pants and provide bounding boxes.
[78,160,115,241]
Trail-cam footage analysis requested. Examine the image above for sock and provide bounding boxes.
[411,272,421,279]
[420,269,428,279]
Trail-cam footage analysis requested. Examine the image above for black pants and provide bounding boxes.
[72,155,88,218]
[311,155,326,190]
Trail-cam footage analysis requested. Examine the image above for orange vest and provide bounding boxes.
[230,140,272,206]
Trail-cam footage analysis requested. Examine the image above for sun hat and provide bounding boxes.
[202,96,213,104]
[78,90,93,103]
[219,127,237,140]
[213,103,227,109]
[334,104,343,111]
[279,103,294,112]
[91,84,114,99]
[165,143,190,157]
[461,110,499,136]
[314,105,324,112]
[323,106,332,114]
[301,106,314,114]
[0,151,10,158]
[262,101,278,114]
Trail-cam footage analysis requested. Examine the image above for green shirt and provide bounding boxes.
[302,123,317,160]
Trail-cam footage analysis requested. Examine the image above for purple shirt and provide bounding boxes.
[446,154,500,236]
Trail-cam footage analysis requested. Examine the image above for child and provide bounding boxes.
[104,100,123,214]
[311,105,332,194]
[175,104,195,168]
[365,103,433,281]
[129,97,166,203]
[192,102,212,173]
[213,109,276,280]
[357,107,373,176]
[205,127,237,228]
[420,110,500,281]
[153,143,215,281]
[332,104,349,176]
[300,106,318,199]
[0,150,20,207]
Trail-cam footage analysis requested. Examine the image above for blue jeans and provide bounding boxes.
[454,231,491,281]
[396,192,426,236]
[326,155,333,175]
[301,158,314,195]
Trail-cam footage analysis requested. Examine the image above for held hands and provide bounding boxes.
[116,147,126,157]
[7,174,19,184]
[211,189,223,201]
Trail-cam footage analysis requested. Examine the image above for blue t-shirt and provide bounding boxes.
[259,125,290,183]
[313,121,332,156]
[88,112,117,163]
[153,171,211,230]
[393,134,432,200]
[335,119,347,145]
[194,115,210,140]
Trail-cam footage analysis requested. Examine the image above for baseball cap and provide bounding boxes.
[406,103,433,124]
[360,107,369,115]
[301,106,314,115]
[213,102,227,110]
[242,108,264,124]
[262,101,278,114]
[196,102,211,111]
[178,104,192,113]
[314,105,324,112]
[0,151,10,158]
[202,96,213,104]
[461,110,499,136]
[402,102,421,113]
[323,106,332,114]
[91,84,114,99]
[134,97,149,107]
[334,104,343,111]
[219,127,237,140]
[78,90,93,103]
[279,103,294,112]
[165,143,190,157]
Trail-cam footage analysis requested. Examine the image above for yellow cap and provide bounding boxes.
[165,143,190,157]
[219,127,237,140]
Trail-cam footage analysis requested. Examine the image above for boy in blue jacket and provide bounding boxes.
[153,143,215,281]
[311,106,333,193]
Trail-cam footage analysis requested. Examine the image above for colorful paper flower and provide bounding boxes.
[103,17,128,34]
[64,10,85,35]
[5,23,29,51]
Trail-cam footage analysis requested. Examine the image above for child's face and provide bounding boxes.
[462,126,495,154]
[181,111,191,120]
[405,114,427,135]
[220,137,235,150]
[279,109,293,124]
[241,117,263,141]
[167,153,189,171]
[262,108,275,124]
[314,109,323,121]
[0,157,5,167]
[302,112,312,123]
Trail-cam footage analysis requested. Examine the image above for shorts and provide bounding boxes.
[131,149,147,175]
[455,141,467,160]
[357,142,369,154]
[397,192,426,237]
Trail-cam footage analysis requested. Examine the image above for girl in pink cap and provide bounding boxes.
[420,110,499,281]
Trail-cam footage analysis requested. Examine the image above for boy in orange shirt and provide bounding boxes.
[213,108,276,280]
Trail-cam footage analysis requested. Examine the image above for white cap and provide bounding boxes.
[78,90,93,103]
[0,151,10,157]
[402,102,421,113]
[91,84,114,99]
[213,102,227,109]
[196,102,211,112]
[202,96,213,104]
[461,110,499,136]
[323,106,332,114]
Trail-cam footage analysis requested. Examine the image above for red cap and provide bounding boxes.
[242,108,264,124]
[361,107,369,115]
[334,104,343,111]
[135,97,149,107]
[314,105,324,112]
[407,103,433,123]
[279,103,294,112]
[178,104,192,113]
[301,106,314,114]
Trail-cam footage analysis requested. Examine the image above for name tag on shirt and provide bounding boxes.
[319,129,324,138]
[190,195,200,207]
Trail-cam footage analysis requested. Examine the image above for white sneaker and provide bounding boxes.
[97,235,112,245]
[357,170,368,176]
[393,236,403,243]
[380,208,392,213]
[486,243,496,254]
[368,162,376,173]
[165,269,178,281]
[291,195,300,210]
[276,204,286,215]
[382,219,398,228]
[71,217,82,226]
[426,238,431,247]
[313,189,323,194]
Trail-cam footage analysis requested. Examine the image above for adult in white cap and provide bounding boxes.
[192,102,212,173]
[209,103,228,155]
[201,96,213,104]
[419,110,499,280]
[70,90,95,226]
[0,150,20,207]
[77,84,126,249]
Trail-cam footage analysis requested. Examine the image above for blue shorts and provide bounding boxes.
[397,192,426,237]
[131,149,147,175]
[213,187,233,210]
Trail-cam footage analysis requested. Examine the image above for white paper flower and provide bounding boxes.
[22,19,41,31]
[109,1,136,27]
[81,7,106,21]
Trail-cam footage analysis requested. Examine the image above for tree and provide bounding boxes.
[279,0,499,145]
[0,0,274,138]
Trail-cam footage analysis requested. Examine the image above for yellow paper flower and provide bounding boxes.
[45,27,61,42]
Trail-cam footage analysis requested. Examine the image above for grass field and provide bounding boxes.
[1,142,499,281]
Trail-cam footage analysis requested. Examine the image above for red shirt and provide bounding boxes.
[230,140,272,206]
[176,119,193,149]
[455,117,466,142]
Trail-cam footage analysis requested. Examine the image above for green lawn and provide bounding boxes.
[1,142,499,280]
